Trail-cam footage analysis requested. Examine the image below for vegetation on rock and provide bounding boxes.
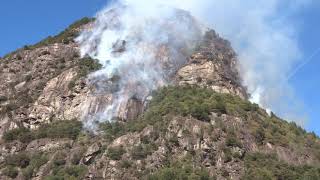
[3,120,82,143]
[24,17,94,50]
[148,155,213,180]
[3,17,93,59]
[68,56,102,89]
[1,86,320,179]
[244,152,320,179]
[45,165,88,180]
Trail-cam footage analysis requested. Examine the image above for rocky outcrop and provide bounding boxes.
[0,42,82,136]
[176,30,247,99]
[0,25,248,136]
[83,142,102,165]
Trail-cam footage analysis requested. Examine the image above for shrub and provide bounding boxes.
[1,25,82,60]
[221,169,229,178]
[4,152,48,179]
[4,102,18,112]
[254,127,265,145]
[36,120,82,140]
[2,166,19,178]
[106,146,126,160]
[113,86,259,140]
[147,160,213,180]
[0,95,8,102]
[243,152,320,180]
[71,148,86,165]
[223,148,232,163]
[23,45,31,50]
[25,74,32,82]
[96,86,262,144]
[68,56,102,90]
[53,152,67,167]
[28,17,94,50]
[3,127,34,143]
[99,121,126,141]
[145,86,255,122]
[5,152,30,168]
[77,57,102,77]
[68,80,76,90]
[64,165,87,178]
[131,144,156,160]
[22,153,48,179]
[119,160,132,169]
[45,165,88,180]
[169,135,179,146]
[4,120,82,143]
[225,134,242,148]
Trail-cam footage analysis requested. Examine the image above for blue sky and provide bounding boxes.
[0,1,319,135]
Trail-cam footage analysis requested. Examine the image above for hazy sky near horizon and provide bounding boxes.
[0,0,319,135]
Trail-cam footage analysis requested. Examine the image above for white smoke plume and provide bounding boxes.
[78,0,312,129]
[77,1,204,129]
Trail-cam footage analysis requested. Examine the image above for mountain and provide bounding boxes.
[0,17,319,180]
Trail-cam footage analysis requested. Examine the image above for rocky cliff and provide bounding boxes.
[0,18,319,180]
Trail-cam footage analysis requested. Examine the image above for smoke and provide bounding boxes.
[76,1,204,130]
[78,0,312,129]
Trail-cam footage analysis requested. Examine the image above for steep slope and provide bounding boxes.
[0,18,100,134]
[0,18,319,180]
[176,30,247,100]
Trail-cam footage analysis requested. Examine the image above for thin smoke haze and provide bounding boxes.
[78,0,312,129]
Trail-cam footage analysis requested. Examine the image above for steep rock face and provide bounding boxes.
[176,30,247,99]
[0,18,98,135]
[0,42,82,135]
[27,69,87,128]
[0,21,247,135]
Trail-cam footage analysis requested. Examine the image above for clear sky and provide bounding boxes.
[0,1,319,135]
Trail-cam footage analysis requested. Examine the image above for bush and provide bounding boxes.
[77,57,102,77]
[142,86,255,124]
[0,95,8,102]
[131,144,156,160]
[4,152,48,179]
[119,160,132,169]
[53,152,67,167]
[25,74,32,82]
[221,169,229,178]
[109,86,258,140]
[243,152,320,180]
[223,148,232,163]
[28,17,94,50]
[3,127,34,143]
[96,86,261,144]
[254,127,265,145]
[5,152,30,168]
[68,56,102,90]
[64,165,87,178]
[2,166,19,178]
[225,134,242,148]
[147,160,213,180]
[22,153,48,179]
[106,146,126,160]
[71,148,86,165]
[45,165,88,180]
[4,120,83,143]
[99,121,126,141]
[36,120,82,140]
